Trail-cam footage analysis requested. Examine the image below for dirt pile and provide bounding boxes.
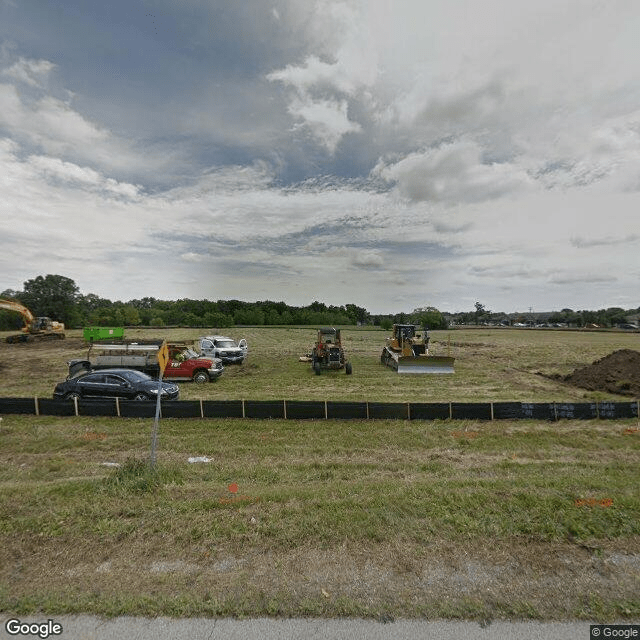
[564,349,640,397]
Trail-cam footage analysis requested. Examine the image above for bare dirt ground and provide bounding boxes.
[562,349,640,398]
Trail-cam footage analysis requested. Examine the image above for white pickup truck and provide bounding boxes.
[197,335,247,364]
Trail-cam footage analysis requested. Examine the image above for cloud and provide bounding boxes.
[28,155,140,198]
[571,234,640,249]
[287,96,361,153]
[1,57,55,87]
[376,140,531,204]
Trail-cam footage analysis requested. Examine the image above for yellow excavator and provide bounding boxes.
[381,324,454,374]
[0,298,65,343]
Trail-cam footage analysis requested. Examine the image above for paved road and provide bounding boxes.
[1,616,619,640]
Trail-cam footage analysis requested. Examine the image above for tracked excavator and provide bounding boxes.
[380,324,454,374]
[0,298,66,343]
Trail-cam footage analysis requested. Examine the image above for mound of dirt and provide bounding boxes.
[563,349,640,397]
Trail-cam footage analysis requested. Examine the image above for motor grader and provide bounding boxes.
[380,324,454,374]
[303,327,353,375]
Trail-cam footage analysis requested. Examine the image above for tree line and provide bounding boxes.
[1,275,636,332]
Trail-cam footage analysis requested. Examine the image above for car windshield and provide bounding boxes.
[217,340,237,348]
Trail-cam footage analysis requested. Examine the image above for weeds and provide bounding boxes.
[102,457,184,494]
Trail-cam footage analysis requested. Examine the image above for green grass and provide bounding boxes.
[1,326,639,620]
[1,325,639,402]
[1,414,639,619]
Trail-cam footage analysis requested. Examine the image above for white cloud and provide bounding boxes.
[376,140,531,204]
[1,57,55,87]
[287,96,361,153]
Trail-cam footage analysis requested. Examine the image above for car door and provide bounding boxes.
[200,339,214,357]
[76,372,110,398]
[103,373,133,398]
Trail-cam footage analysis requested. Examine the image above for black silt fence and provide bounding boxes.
[451,402,493,420]
[596,401,638,419]
[38,399,77,416]
[0,398,39,415]
[78,399,120,417]
[368,402,409,420]
[0,397,638,421]
[244,400,285,419]
[203,400,244,418]
[118,400,157,419]
[408,403,451,420]
[285,401,326,420]
[492,402,524,420]
[161,401,202,419]
[326,401,368,419]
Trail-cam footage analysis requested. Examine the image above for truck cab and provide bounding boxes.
[198,336,247,364]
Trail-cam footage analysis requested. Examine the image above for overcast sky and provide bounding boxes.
[1,1,639,314]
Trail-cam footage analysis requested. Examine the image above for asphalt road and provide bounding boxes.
[2,616,629,640]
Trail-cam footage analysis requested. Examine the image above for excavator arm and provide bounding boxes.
[0,298,35,329]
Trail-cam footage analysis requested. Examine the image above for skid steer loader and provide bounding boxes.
[380,324,454,374]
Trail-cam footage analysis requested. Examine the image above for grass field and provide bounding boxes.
[1,325,639,402]
[0,327,639,621]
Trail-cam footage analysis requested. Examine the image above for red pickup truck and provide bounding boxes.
[68,341,224,383]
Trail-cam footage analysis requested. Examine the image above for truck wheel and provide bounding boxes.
[193,371,209,384]
[345,362,353,375]
[313,361,321,375]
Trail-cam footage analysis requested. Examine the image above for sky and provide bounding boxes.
[1,0,639,315]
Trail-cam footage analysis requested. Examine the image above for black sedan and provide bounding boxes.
[53,368,180,401]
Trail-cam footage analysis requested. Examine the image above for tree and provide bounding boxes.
[474,301,487,324]
[414,308,448,330]
[20,274,81,328]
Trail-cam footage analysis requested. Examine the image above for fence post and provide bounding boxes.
[34,396,39,416]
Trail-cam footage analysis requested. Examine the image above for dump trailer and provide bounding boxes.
[0,298,65,343]
[381,324,454,374]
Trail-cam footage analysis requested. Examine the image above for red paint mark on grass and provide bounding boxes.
[575,498,613,507]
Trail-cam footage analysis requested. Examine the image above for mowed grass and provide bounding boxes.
[1,325,639,402]
[1,413,639,620]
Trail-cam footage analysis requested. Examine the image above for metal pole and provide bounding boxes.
[150,378,162,469]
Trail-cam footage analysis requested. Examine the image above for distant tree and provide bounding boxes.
[414,308,448,330]
[380,318,393,331]
[20,274,81,328]
[474,301,488,324]
[345,303,370,325]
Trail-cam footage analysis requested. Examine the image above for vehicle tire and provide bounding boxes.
[193,371,209,384]
[65,392,81,400]
[345,362,353,375]
[313,361,321,375]
[134,393,149,401]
